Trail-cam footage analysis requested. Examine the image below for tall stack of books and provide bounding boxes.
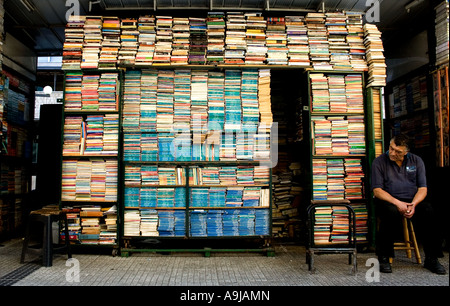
[258,69,272,128]
[122,71,141,132]
[306,13,331,70]
[140,209,159,236]
[241,69,259,133]
[63,15,86,70]
[173,69,191,132]
[206,12,226,64]
[285,16,310,66]
[98,72,119,111]
[330,206,350,243]
[124,210,141,236]
[140,70,158,132]
[64,72,83,110]
[346,12,368,71]
[347,116,365,154]
[81,74,100,110]
[310,73,330,112]
[266,17,288,65]
[345,74,364,112]
[156,70,175,133]
[62,116,83,155]
[99,16,120,69]
[326,12,351,71]
[82,16,102,69]
[172,17,190,65]
[207,71,225,130]
[119,18,139,67]
[225,12,247,64]
[244,13,267,65]
[328,74,347,112]
[313,206,333,244]
[435,0,449,66]
[326,159,345,199]
[190,70,208,140]
[154,16,173,65]
[312,159,328,200]
[344,158,364,199]
[224,70,242,132]
[364,23,386,87]
[330,117,349,155]
[136,16,156,67]
[189,17,207,65]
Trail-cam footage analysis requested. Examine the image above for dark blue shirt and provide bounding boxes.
[371,151,427,200]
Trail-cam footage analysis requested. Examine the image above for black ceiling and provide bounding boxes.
[3,0,434,56]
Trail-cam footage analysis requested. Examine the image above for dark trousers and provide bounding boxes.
[376,199,443,259]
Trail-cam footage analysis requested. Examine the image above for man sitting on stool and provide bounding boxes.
[371,134,446,274]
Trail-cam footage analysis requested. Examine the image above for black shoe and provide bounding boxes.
[379,257,392,273]
[424,258,447,275]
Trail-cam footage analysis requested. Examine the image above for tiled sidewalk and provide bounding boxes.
[0,238,448,286]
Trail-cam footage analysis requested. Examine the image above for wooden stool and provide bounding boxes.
[21,205,72,267]
[390,217,421,264]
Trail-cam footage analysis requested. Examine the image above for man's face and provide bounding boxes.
[388,140,408,162]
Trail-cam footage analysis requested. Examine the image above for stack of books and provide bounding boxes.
[156,70,175,133]
[63,15,86,70]
[140,209,159,236]
[310,73,330,112]
[209,188,227,207]
[344,158,364,199]
[206,12,226,64]
[223,209,239,236]
[141,133,158,161]
[258,69,272,128]
[98,72,119,111]
[285,16,310,66]
[241,69,260,132]
[99,16,120,69]
[158,210,176,236]
[64,72,83,110]
[158,133,175,161]
[352,203,368,242]
[154,16,173,65]
[172,17,190,65]
[225,187,244,207]
[255,209,270,235]
[236,132,254,160]
[190,210,207,236]
[119,18,139,67]
[124,186,140,208]
[124,210,141,236]
[136,16,156,67]
[345,74,364,113]
[173,69,191,132]
[347,116,366,154]
[81,74,100,110]
[190,70,208,137]
[328,74,347,112]
[266,17,288,65]
[123,133,141,162]
[62,116,83,154]
[346,12,368,71]
[330,206,350,243]
[206,210,223,236]
[82,16,103,69]
[244,13,267,65]
[224,70,242,132]
[312,159,328,200]
[313,206,333,244]
[326,159,345,199]
[326,12,351,71]
[140,70,158,132]
[435,0,449,66]
[306,13,331,70]
[225,12,247,64]
[238,208,255,236]
[207,71,225,130]
[79,206,103,244]
[189,17,207,65]
[122,71,141,132]
[364,23,386,87]
[84,115,104,154]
